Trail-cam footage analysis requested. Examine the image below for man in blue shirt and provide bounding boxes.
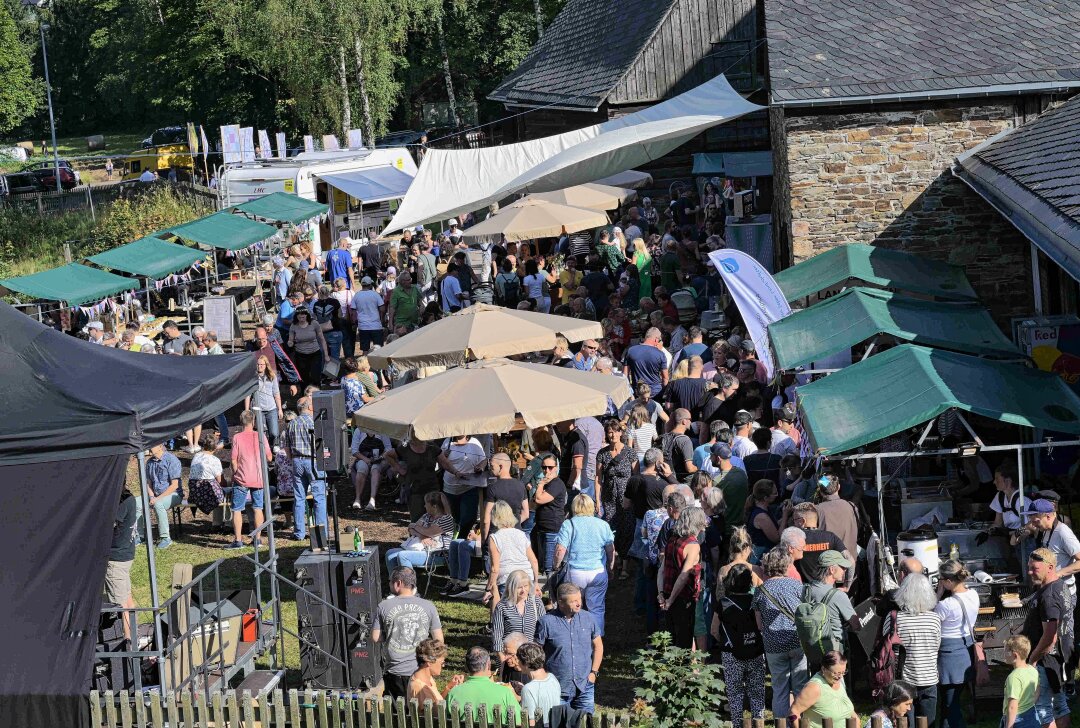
[324,234,355,289]
[145,443,183,549]
[624,327,669,396]
[283,397,327,542]
[275,291,302,342]
[272,257,293,304]
[537,583,603,713]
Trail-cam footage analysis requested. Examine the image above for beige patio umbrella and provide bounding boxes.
[594,169,653,189]
[460,197,608,243]
[353,358,631,441]
[367,303,603,369]
[528,182,636,211]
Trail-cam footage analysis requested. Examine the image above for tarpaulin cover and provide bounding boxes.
[88,236,205,280]
[797,344,1080,455]
[385,74,762,232]
[692,151,774,177]
[769,287,1017,369]
[317,166,415,204]
[0,300,257,464]
[0,302,256,727]
[0,263,136,305]
[775,244,978,303]
[232,191,329,225]
[162,210,278,250]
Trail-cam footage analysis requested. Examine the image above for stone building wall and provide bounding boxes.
[783,103,1035,321]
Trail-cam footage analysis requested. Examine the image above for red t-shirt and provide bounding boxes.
[232,430,272,489]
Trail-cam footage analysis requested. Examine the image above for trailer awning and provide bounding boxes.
[775,244,978,303]
[317,166,414,204]
[161,211,278,250]
[231,191,329,225]
[769,287,1017,369]
[0,263,136,306]
[88,237,205,280]
[692,151,773,177]
[796,344,1080,456]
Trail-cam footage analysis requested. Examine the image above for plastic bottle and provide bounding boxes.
[949,542,960,562]
[353,529,361,553]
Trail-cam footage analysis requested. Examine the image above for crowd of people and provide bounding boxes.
[99,198,1080,727]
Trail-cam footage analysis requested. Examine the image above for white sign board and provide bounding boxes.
[202,296,242,342]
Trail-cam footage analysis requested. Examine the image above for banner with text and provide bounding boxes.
[303,135,314,153]
[220,124,241,164]
[275,132,287,159]
[258,130,272,159]
[708,249,791,380]
[240,127,256,163]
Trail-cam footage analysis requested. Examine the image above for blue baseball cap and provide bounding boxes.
[711,443,733,459]
[1022,499,1055,516]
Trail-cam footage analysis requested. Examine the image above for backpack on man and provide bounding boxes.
[497,274,521,308]
[792,585,844,666]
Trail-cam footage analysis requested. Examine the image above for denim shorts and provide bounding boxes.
[1034,665,1071,726]
[1003,707,1041,728]
[230,485,265,511]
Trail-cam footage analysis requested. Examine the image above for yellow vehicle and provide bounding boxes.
[121,144,195,181]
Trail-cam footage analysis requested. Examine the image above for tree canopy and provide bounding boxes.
[2,0,566,144]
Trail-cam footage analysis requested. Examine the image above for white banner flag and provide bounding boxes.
[708,249,791,380]
[258,129,272,159]
[199,125,210,160]
[303,135,314,153]
[347,129,363,149]
[322,134,340,151]
[275,132,287,159]
[240,127,256,162]
[220,124,241,164]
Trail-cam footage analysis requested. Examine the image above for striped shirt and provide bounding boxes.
[490,594,545,653]
[885,611,941,687]
[420,513,456,550]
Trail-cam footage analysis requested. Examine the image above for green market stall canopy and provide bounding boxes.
[0,263,136,306]
[769,287,1017,369]
[796,344,1080,456]
[231,191,329,225]
[161,211,278,250]
[775,244,978,303]
[88,236,206,280]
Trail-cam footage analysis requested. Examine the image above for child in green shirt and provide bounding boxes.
[1003,635,1040,728]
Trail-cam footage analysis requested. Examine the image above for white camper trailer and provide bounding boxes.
[219,148,417,252]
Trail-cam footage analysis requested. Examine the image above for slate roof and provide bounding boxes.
[765,0,1080,107]
[953,95,1080,280]
[488,0,676,110]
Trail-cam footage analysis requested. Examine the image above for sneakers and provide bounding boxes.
[156,538,173,550]
[365,501,377,511]
[447,584,471,598]
[439,581,460,596]
[224,540,244,550]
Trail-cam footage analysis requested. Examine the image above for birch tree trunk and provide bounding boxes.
[533,0,544,38]
[353,34,374,146]
[338,44,352,137]
[433,7,459,128]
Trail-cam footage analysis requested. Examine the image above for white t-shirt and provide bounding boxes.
[989,489,1027,530]
[189,451,223,481]
[351,289,384,330]
[441,437,487,494]
[732,434,757,460]
[1035,520,1080,592]
[934,590,980,640]
[770,430,797,456]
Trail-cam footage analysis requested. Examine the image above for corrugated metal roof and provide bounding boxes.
[765,0,1080,106]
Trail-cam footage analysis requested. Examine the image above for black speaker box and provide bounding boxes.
[311,390,347,473]
[294,551,348,689]
[338,549,383,689]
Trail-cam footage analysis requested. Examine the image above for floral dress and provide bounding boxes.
[596,444,636,556]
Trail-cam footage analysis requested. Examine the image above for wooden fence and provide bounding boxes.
[89,689,633,728]
[88,691,932,728]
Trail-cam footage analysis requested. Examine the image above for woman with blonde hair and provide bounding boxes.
[671,358,690,382]
[553,493,616,632]
[483,501,541,610]
[408,639,463,704]
[628,237,652,300]
[246,355,283,446]
[490,569,545,652]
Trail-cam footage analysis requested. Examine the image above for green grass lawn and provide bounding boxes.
[1,131,150,175]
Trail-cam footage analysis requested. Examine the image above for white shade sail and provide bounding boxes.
[384,74,762,233]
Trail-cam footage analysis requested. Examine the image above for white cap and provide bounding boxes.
[414,225,425,232]
[87,322,104,331]
[447,218,459,227]
[612,226,622,234]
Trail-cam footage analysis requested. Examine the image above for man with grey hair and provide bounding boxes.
[373,566,444,698]
[572,339,600,371]
[779,526,807,580]
[625,326,670,396]
[190,326,208,354]
[498,631,531,685]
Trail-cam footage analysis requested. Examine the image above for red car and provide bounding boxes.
[29,160,80,190]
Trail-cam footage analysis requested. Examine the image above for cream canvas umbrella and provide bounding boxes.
[460,197,608,243]
[353,358,631,441]
[528,182,636,211]
[367,303,603,369]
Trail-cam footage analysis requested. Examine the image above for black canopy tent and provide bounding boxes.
[0,302,256,727]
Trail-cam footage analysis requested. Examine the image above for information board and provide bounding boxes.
[202,296,241,342]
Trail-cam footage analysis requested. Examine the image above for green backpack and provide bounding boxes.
[793,585,844,664]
